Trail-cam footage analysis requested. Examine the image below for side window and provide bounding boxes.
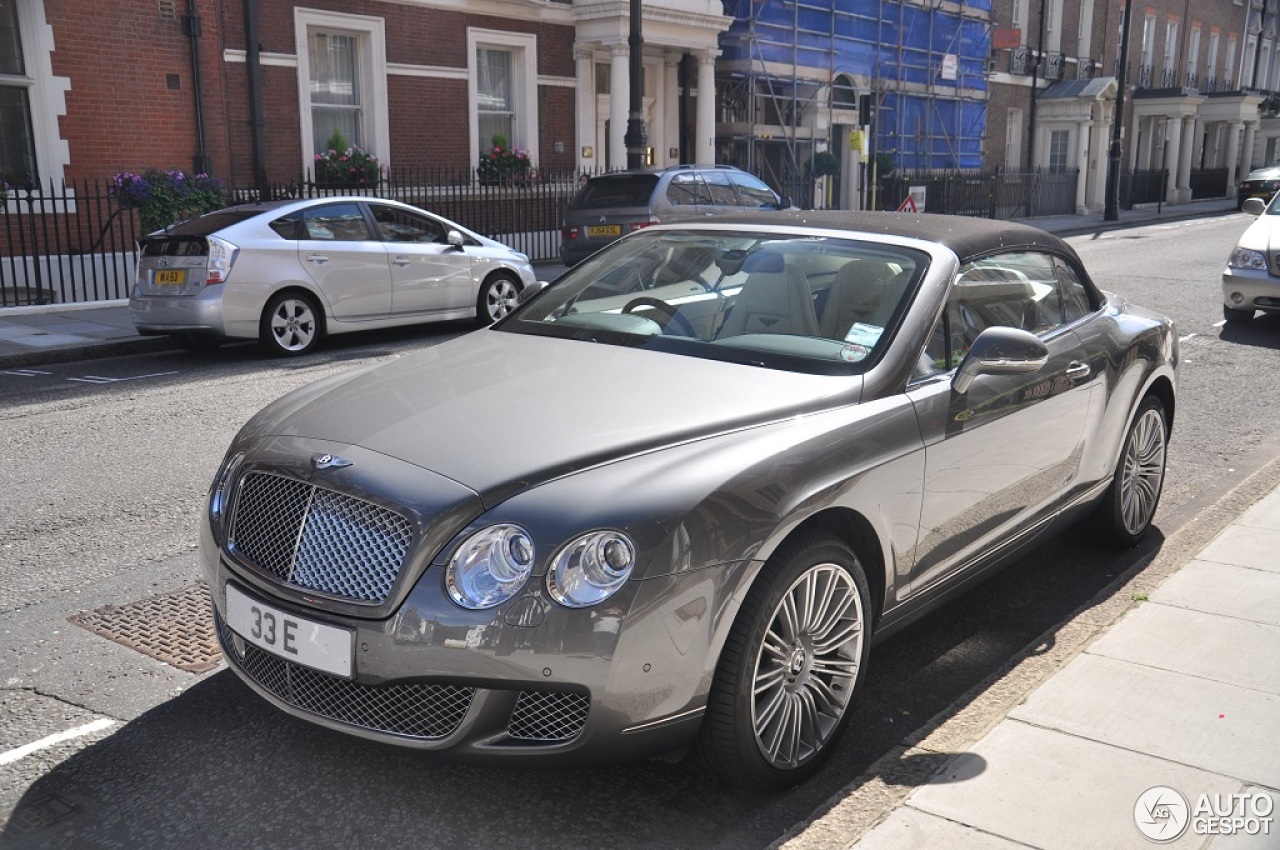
[948,252,1056,358]
[666,172,710,206]
[727,172,781,208]
[268,214,303,239]
[369,204,446,243]
[300,203,372,241]
[1052,256,1095,324]
[701,170,739,206]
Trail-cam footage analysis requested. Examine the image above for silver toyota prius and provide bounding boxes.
[129,197,537,355]
[202,212,1177,790]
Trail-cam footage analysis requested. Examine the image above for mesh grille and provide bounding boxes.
[229,472,413,603]
[218,612,473,740]
[508,691,591,742]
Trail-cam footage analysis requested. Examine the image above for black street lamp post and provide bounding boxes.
[1104,0,1134,221]
[624,0,648,169]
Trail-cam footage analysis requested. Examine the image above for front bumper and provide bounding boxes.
[1222,266,1280,314]
[205,542,754,764]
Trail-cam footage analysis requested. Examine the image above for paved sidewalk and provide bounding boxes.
[0,198,1241,371]
[781,479,1280,850]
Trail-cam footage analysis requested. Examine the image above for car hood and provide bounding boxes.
[242,330,861,505]
[1234,213,1280,252]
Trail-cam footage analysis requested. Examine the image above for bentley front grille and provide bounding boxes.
[508,690,591,742]
[217,612,474,740]
[228,472,414,604]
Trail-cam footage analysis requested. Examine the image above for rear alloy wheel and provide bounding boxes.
[695,534,871,790]
[260,292,323,356]
[1094,395,1168,547]
[1223,304,1255,324]
[477,273,521,325]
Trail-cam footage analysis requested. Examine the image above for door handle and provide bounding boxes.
[1066,361,1091,383]
[392,256,412,267]
[306,254,329,265]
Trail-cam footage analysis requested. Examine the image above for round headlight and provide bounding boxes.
[547,531,636,608]
[209,451,245,524]
[446,524,535,609]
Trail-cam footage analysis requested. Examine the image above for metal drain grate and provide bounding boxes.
[69,582,222,673]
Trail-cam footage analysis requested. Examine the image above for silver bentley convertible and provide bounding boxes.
[202,212,1177,790]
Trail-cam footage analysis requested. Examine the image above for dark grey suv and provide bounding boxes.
[560,165,789,266]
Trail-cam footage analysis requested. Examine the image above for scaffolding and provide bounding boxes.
[718,0,992,201]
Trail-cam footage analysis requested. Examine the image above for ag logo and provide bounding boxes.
[1134,785,1190,842]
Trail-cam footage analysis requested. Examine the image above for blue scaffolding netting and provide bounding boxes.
[720,0,991,170]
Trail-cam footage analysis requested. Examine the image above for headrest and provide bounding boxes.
[741,252,785,273]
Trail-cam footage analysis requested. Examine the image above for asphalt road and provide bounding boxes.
[2,213,1278,849]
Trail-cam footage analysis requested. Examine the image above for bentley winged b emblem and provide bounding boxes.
[311,452,353,470]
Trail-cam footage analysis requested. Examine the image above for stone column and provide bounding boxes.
[1076,120,1090,213]
[695,50,717,165]
[1241,120,1258,177]
[663,55,680,167]
[1163,117,1182,201]
[575,45,597,173]
[1176,115,1195,203]
[1225,120,1244,185]
[1089,122,1109,209]
[609,44,629,171]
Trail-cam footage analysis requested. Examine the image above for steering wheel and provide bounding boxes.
[621,297,698,337]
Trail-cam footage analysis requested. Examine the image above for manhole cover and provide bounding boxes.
[2,791,78,836]
[69,582,222,673]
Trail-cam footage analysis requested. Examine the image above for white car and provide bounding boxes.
[1223,195,1280,324]
[129,197,537,355]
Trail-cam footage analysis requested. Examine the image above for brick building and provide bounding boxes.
[1,0,729,193]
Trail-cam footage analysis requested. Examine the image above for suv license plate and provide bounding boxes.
[225,584,353,678]
[155,270,186,285]
[587,225,621,237]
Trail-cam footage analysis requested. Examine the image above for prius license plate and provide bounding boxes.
[154,269,186,285]
[225,584,353,677]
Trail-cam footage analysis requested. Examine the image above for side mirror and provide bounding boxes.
[777,195,792,209]
[446,230,465,249]
[517,280,548,305]
[1242,197,1267,216]
[953,326,1049,395]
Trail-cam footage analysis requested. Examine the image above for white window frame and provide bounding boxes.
[1164,22,1178,75]
[1077,0,1095,60]
[467,28,539,165]
[0,0,69,199]
[1048,129,1070,173]
[1141,15,1156,68]
[1005,107,1023,171]
[1046,0,1062,53]
[1207,32,1220,82]
[1012,0,1028,45]
[294,8,389,177]
[1189,27,1201,82]
[1227,36,1238,87]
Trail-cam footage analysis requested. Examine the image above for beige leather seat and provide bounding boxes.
[717,252,819,338]
[819,260,896,339]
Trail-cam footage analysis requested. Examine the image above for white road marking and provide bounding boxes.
[1,369,52,377]
[1213,319,1227,328]
[1179,333,1197,343]
[67,370,178,385]
[0,717,116,766]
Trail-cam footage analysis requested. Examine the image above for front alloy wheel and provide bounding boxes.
[696,534,871,790]
[478,274,521,325]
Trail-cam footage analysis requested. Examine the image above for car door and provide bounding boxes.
[367,203,474,316]
[698,170,740,216]
[297,202,393,321]
[904,251,1096,595]
[726,171,785,210]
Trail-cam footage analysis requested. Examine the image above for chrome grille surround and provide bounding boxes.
[216,610,474,740]
[508,691,591,742]
[228,471,414,604]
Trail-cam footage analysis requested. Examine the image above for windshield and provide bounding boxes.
[502,229,929,374]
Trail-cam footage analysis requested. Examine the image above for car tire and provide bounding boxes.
[477,272,521,326]
[260,291,323,356]
[1092,395,1168,548]
[1223,304,1255,324]
[694,533,871,791]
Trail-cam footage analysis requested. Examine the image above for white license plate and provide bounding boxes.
[225,584,353,678]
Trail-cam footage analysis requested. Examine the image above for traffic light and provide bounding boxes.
[858,94,875,127]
